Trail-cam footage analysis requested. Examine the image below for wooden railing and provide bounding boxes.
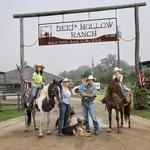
[0,92,21,112]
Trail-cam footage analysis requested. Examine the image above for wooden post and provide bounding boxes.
[17,91,21,111]
[2,73,6,100]
[20,17,25,111]
[134,6,140,84]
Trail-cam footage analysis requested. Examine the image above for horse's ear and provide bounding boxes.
[53,79,56,84]
[77,118,81,122]
[59,79,63,84]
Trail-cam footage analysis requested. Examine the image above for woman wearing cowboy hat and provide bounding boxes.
[113,67,123,83]
[27,64,45,109]
[58,78,72,136]
[113,67,130,101]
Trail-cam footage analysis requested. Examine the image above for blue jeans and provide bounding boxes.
[58,102,70,133]
[82,100,99,132]
[31,86,38,97]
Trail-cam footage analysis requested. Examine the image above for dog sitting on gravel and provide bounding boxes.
[62,118,91,137]
[55,106,75,129]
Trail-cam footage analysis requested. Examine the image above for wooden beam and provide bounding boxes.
[13,2,146,18]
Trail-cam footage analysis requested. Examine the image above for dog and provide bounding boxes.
[62,118,91,137]
[55,106,75,129]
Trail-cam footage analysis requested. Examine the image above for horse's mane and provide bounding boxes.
[107,78,121,97]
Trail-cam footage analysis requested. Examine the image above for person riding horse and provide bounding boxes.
[27,64,45,109]
[113,67,130,103]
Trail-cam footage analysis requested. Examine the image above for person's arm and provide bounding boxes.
[120,74,123,83]
[81,92,96,98]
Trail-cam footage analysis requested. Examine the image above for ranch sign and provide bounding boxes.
[38,18,117,45]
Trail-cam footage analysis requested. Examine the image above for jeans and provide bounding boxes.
[31,86,38,97]
[82,100,99,132]
[58,102,70,133]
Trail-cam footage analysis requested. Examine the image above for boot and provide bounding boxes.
[27,96,34,110]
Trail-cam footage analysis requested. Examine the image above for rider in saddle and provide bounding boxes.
[113,67,130,103]
[27,64,45,109]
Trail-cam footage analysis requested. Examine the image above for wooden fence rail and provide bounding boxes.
[0,92,21,112]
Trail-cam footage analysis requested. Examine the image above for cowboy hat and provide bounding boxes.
[34,64,45,69]
[87,75,96,81]
[62,78,72,83]
[114,67,122,72]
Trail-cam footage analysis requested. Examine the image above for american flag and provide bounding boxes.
[138,61,145,86]
[16,65,31,95]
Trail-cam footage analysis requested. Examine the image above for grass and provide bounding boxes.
[131,109,150,119]
[0,105,24,122]
[96,92,105,101]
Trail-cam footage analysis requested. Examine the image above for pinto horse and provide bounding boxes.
[25,79,62,137]
[102,78,133,133]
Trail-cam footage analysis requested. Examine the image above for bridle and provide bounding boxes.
[50,84,62,101]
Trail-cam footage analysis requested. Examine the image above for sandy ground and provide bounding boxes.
[0,98,150,150]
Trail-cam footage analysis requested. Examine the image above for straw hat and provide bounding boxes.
[34,64,45,69]
[113,67,122,72]
[62,78,72,83]
[87,75,96,81]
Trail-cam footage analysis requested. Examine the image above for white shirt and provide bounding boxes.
[61,87,72,105]
[113,73,123,83]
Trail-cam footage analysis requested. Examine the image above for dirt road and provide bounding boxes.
[0,98,150,150]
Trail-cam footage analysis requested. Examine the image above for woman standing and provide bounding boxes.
[58,78,72,136]
[28,64,45,109]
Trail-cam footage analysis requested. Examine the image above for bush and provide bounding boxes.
[133,85,149,110]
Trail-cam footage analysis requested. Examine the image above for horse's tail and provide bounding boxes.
[26,109,32,126]
[124,105,129,122]
[124,91,133,122]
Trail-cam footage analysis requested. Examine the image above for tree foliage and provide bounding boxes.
[59,54,149,87]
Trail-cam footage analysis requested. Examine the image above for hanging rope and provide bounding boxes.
[24,40,38,47]
[118,34,135,42]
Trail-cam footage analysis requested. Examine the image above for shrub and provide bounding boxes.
[133,85,149,110]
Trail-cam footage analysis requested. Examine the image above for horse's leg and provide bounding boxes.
[32,108,38,130]
[47,111,51,135]
[39,111,45,137]
[120,108,124,128]
[107,108,112,132]
[25,109,32,132]
[127,105,131,128]
[116,109,120,133]
[25,109,29,132]
[124,104,131,128]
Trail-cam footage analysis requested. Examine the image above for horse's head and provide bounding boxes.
[108,78,124,98]
[48,79,63,102]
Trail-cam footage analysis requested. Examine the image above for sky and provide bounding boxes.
[0,0,150,75]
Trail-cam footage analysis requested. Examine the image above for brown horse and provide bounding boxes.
[102,79,133,133]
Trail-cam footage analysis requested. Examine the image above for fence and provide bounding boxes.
[0,91,21,112]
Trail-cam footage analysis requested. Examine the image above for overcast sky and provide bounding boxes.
[0,0,149,75]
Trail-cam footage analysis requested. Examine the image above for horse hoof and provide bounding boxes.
[39,133,43,138]
[35,127,39,130]
[117,130,121,134]
[38,134,43,138]
[107,128,112,133]
[24,129,29,132]
[120,125,123,128]
[24,128,29,132]
[47,132,51,135]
